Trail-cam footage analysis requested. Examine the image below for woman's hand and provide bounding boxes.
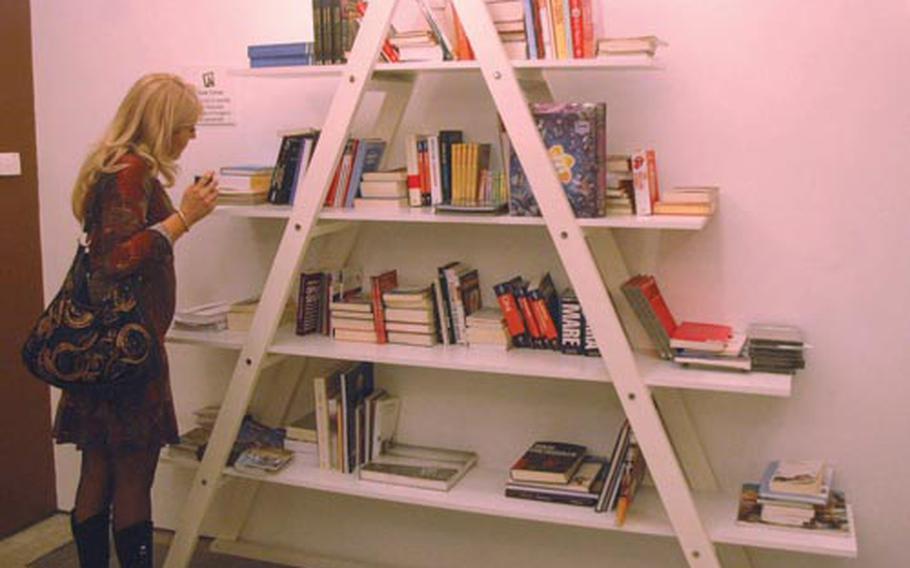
[179,171,218,227]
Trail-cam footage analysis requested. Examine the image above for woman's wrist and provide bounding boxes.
[175,208,191,231]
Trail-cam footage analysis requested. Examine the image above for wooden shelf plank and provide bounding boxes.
[161,451,855,558]
[165,327,792,397]
[214,205,710,230]
[231,55,661,79]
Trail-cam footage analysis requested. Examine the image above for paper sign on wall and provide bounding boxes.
[181,67,236,127]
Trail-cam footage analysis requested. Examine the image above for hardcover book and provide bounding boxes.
[359,442,478,491]
[510,441,587,484]
[509,102,606,218]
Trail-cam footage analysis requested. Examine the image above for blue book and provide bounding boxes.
[250,55,313,68]
[521,0,538,59]
[288,134,319,206]
[343,139,386,208]
[509,102,605,218]
[247,42,313,59]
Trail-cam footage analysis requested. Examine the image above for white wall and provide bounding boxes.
[30,1,910,567]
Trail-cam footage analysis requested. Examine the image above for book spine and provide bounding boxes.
[536,0,554,59]
[504,488,597,507]
[513,283,543,348]
[437,267,456,344]
[521,0,539,59]
[248,43,310,59]
[549,0,567,59]
[249,55,312,68]
[313,0,323,65]
[595,103,607,216]
[314,377,330,469]
[582,307,599,356]
[444,267,466,344]
[569,0,584,58]
[559,291,585,355]
[452,7,474,60]
[631,149,651,216]
[370,277,388,344]
[581,0,595,58]
[529,289,559,350]
[427,135,442,206]
[297,272,324,335]
[646,149,660,206]
[562,0,575,58]
[405,133,421,207]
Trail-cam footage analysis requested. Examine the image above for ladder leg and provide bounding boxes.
[162,3,400,565]
[451,1,721,565]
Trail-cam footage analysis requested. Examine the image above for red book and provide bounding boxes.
[324,156,343,207]
[370,270,398,344]
[627,274,732,352]
[569,0,584,59]
[513,281,543,348]
[494,278,530,348]
[581,0,595,58]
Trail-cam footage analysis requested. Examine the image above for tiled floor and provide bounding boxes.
[0,513,71,567]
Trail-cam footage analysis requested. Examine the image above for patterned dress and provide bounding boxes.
[53,154,180,455]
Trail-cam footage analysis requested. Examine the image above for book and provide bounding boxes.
[353,197,409,209]
[387,331,438,347]
[343,138,386,208]
[370,269,398,343]
[359,180,408,199]
[313,364,345,470]
[339,362,374,473]
[736,483,850,534]
[759,460,833,505]
[597,35,664,57]
[631,149,659,216]
[621,274,733,357]
[509,102,606,218]
[507,455,608,494]
[284,411,317,443]
[233,446,294,475]
[359,442,478,491]
[369,393,401,461]
[268,129,319,205]
[510,441,587,484]
[595,419,631,513]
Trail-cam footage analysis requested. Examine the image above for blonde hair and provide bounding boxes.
[71,73,202,221]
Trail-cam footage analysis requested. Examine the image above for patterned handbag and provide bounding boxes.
[21,232,159,393]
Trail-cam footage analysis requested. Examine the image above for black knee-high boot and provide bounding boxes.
[70,510,110,568]
[113,520,153,568]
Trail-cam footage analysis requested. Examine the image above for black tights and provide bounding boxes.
[73,446,160,530]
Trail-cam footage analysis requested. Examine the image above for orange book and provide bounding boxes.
[452,8,475,60]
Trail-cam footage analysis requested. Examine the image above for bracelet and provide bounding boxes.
[175,209,191,232]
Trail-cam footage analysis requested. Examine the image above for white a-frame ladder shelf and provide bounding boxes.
[161,2,848,567]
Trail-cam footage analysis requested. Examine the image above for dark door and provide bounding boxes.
[0,0,58,536]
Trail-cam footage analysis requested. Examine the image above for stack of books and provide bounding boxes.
[621,274,749,370]
[484,0,528,60]
[169,404,219,459]
[596,36,664,58]
[282,411,318,455]
[354,169,409,210]
[654,186,719,216]
[465,307,511,350]
[173,302,229,332]
[226,297,296,332]
[747,323,806,374]
[595,421,648,527]
[330,295,375,344]
[383,286,439,347]
[247,42,313,68]
[216,165,273,205]
[737,460,850,535]
[390,30,443,62]
[605,155,634,216]
[506,442,607,507]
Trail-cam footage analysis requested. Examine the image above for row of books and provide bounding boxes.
[737,459,850,535]
[621,274,807,374]
[290,360,479,491]
[170,412,295,475]
[506,420,647,526]
[174,297,295,333]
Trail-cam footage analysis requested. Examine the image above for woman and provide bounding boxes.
[55,73,218,567]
